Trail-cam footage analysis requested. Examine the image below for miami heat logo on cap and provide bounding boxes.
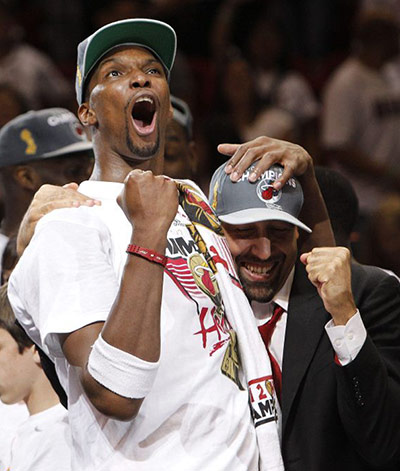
[256,177,282,205]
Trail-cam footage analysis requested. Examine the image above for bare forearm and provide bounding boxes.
[101,230,167,362]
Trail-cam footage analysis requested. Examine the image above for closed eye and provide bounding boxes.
[230,229,256,239]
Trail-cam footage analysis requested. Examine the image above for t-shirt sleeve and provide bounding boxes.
[8,207,120,359]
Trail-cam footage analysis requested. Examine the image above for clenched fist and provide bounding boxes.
[117,169,178,239]
[300,247,357,325]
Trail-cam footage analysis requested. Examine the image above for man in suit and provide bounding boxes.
[209,161,400,470]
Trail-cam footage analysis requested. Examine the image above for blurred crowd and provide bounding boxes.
[0,0,400,274]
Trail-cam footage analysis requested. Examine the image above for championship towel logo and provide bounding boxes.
[221,330,244,390]
[249,376,278,427]
[188,253,223,316]
[177,181,222,234]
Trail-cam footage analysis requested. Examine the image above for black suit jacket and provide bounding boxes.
[281,261,400,470]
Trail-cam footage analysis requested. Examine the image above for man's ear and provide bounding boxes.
[13,165,41,192]
[32,346,42,366]
[21,344,39,361]
[78,103,97,127]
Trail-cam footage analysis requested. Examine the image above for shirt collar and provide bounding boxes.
[272,267,295,312]
[78,180,124,200]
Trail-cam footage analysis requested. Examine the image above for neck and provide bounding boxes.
[24,372,60,415]
[90,150,164,182]
[0,188,32,238]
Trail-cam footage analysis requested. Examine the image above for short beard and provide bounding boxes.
[236,255,283,303]
[240,278,275,303]
[126,130,160,158]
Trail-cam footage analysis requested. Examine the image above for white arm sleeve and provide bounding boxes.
[325,311,367,366]
[8,207,120,359]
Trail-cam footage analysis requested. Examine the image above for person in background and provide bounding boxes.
[0,108,94,273]
[321,11,400,223]
[211,0,319,152]
[363,193,400,278]
[0,2,72,110]
[163,95,198,181]
[1,236,17,284]
[0,283,71,471]
[0,84,29,130]
[0,83,30,226]
[314,166,359,249]
[0,397,28,470]
[0,108,92,464]
[314,165,400,281]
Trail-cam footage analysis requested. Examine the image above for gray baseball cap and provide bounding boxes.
[0,108,93,168]
[209,162,312,232]
[171,95,193,139]
[76,18,177,105]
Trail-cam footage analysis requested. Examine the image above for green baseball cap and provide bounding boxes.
[75,18,177,105]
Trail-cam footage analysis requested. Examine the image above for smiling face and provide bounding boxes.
[223,220,298,303]
[80,46,172,175]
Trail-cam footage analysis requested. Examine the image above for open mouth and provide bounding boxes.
[131,96,157,135]
[241,261,277,281]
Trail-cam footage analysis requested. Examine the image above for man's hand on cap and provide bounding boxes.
[218,136,312,188]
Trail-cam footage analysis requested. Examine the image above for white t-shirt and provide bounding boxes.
[0,401,28,470]
[5,403,71,471]
[9,180,258,471]
[321,57,400,213]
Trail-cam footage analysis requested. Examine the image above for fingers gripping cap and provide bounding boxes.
[208,162,312,233]
[76,18,177,105]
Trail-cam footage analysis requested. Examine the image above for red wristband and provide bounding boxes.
[126,244,167,267]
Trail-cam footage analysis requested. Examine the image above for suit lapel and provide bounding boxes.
[281,262,330,434]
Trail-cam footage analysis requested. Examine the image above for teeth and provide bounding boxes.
[245,264,271,275]
[136,96,154,104]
